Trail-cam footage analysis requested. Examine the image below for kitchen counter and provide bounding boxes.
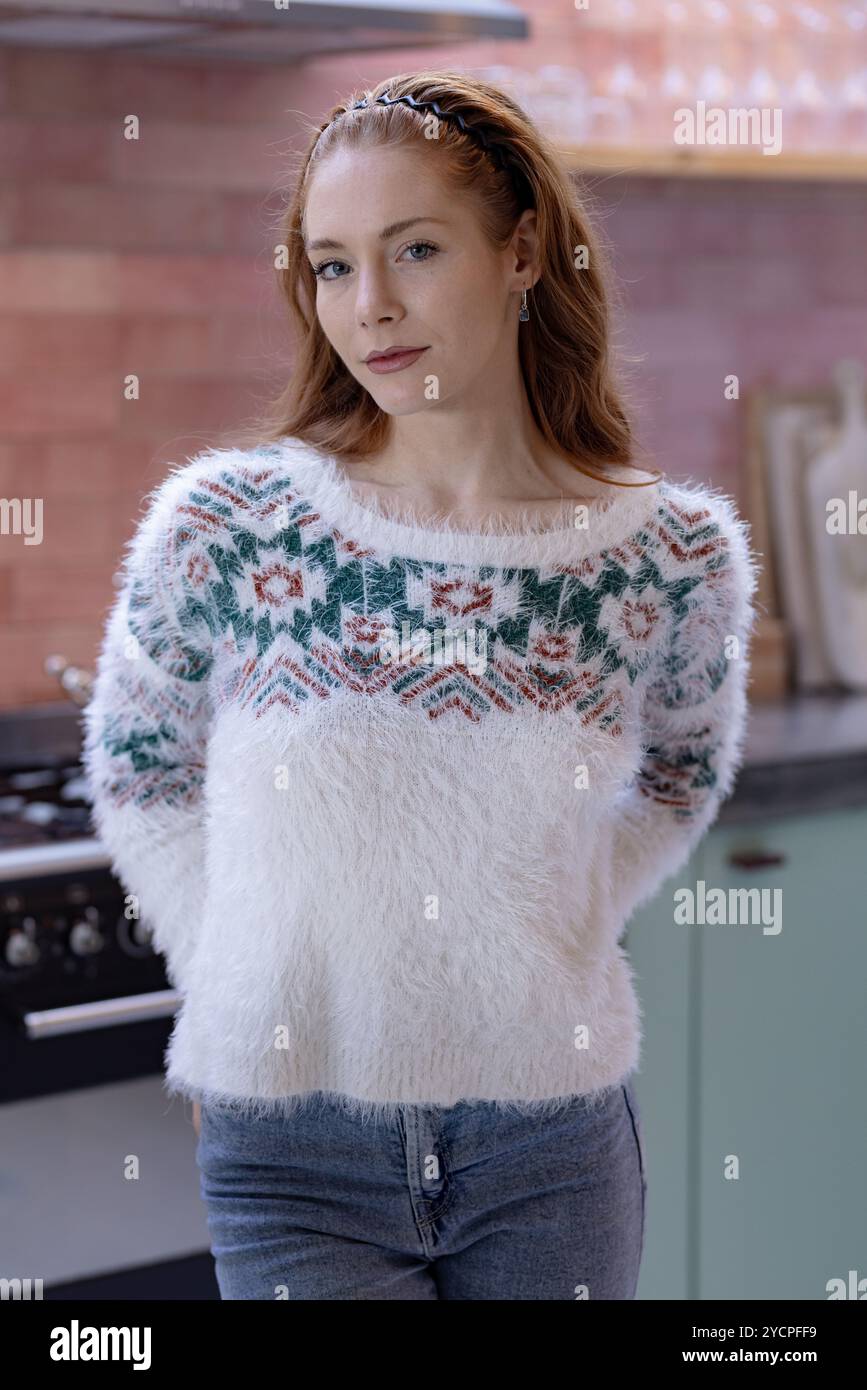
[2,693,867,826]
[719,691,867,824]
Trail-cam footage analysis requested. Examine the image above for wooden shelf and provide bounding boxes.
[560,145,867,182]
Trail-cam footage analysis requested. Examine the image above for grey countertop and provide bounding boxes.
[721,691,867,824]
[743,692,867,766]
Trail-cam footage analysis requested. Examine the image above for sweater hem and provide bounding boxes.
[163,1044,641,1125]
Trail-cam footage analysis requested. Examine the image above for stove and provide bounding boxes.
[0,703,178,1102]
[0,696,216,1297]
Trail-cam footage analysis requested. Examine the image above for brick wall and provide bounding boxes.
[1,44,864,706]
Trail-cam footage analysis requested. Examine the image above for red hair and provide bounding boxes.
[228,69,661,492]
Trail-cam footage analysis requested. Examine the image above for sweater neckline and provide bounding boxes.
[278,437,665,568]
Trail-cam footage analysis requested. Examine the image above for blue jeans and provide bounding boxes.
[195,1075,647,1300]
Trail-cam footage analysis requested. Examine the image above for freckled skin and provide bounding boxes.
[303,144,652,526]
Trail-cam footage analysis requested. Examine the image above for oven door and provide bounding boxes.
[0,858,217,1297]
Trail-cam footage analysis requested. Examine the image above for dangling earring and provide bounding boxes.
[519,286,530,322]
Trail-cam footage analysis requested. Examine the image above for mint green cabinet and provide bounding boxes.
[626,806,867,1301]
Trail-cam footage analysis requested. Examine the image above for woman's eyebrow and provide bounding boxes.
[304,216,449,253]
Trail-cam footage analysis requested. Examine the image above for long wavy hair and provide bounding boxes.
[227,69,661,491]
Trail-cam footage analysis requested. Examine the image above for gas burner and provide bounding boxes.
[0,763,95,849]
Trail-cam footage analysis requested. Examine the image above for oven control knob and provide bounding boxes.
[5,928,40,968]
[69,912,104,956]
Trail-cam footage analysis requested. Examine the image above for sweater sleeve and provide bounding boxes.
[81,460,218,993]
[609,488,761,929]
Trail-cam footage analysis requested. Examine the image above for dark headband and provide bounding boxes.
[332,91,511,175]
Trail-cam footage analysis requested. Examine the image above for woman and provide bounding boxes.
[84,70,759,1300]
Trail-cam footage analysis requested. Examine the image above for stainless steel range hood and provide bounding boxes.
[0,0,529,64]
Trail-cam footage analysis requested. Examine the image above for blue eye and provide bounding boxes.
[312,239,439,281]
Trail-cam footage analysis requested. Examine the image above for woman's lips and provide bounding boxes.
[365,347,429,374]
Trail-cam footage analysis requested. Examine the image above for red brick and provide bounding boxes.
[0,187,16,245]
[110,121,279,191]
[0,495,114,567]
[117,315,214,372]
[0,252,116,311]
[115,255,261,312]
[0,373,119,436]
[0,623,99,708]
[11,565,115,624]
[0,116,112,181]
[0,315,120,370]
[111,376,259,436]
[13,183,226,252]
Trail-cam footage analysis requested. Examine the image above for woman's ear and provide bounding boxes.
[509,207,540,292]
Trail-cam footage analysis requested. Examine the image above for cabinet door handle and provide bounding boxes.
[727,851,788,870]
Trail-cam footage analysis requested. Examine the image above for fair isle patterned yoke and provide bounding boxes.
[82,437,761,1117]
[121,438,753,806]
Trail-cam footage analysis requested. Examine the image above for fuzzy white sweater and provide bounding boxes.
[82,438,760,1121]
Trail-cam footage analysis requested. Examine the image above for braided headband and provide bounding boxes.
[331,92,511,174]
